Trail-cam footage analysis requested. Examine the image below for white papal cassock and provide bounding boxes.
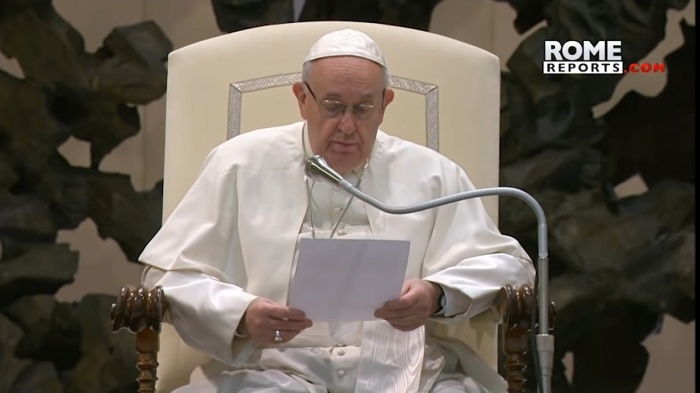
[139,121,535,393]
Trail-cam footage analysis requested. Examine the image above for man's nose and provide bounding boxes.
[337,109,357,134]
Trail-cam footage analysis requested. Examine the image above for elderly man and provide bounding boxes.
[139,29,535,393]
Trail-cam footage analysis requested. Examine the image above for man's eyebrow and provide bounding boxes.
[321,92,378,102]
[322,92,343,100]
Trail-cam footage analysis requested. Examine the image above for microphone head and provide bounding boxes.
[305,155,343,184]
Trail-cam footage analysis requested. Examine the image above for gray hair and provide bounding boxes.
[302,60,391,88]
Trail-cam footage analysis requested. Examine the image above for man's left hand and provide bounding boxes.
[374,279,441,332]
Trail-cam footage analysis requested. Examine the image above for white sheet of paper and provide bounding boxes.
[288,238,411,323]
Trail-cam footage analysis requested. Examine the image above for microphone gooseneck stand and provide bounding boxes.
[305,155,554,393]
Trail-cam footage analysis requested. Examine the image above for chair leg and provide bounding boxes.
[501,285,535,393]
[111,285,166,393]
[136,328,160,393]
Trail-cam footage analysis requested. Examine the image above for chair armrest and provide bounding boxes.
[499,284,556,393]
[109,284,554,393]
[111,285,167,393]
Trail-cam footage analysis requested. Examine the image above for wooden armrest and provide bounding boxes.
[109,284,554,393]
[111,285,167,393]
[500,284,556,393]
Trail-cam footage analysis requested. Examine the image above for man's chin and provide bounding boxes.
[326,156,362,174]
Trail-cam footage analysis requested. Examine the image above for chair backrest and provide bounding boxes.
[157,21,502,392]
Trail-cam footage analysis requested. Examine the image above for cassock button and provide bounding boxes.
[338,349,346,356]
[337,370,345,376]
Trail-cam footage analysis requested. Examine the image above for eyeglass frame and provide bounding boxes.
[303,81,386,121]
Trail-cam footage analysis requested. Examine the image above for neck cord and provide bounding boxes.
[302,123,369,239]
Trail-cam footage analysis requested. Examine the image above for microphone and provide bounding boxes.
[305,155,554,393]
[305,155,345,185]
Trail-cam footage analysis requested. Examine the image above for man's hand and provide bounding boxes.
[238,298,313,345]
[374,279,442,332]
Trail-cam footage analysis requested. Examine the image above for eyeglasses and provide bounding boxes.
[304,82,384,121]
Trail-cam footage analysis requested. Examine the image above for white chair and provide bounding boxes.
[110,21,538,393]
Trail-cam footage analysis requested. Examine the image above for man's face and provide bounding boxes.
[293,56,394,173]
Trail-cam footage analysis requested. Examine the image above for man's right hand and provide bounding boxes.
[238,298,313,346]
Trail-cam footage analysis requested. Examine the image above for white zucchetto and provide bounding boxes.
[304,28,387,69]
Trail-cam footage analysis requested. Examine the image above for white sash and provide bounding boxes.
[355,322,426,393]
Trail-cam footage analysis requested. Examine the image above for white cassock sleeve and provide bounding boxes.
[142,267,258,366]
[137,148,259,366]
[423,162,536,321]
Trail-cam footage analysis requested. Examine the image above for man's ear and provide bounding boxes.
[376,88,395,125]
[292,82,308,119]
[383,88,395,109]
[379,87,394,124]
